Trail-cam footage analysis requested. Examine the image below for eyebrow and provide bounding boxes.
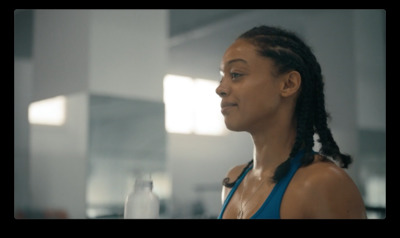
[220,58,248,71]
[226,58,248,66]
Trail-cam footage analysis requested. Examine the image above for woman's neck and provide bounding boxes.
[249,118,297,177]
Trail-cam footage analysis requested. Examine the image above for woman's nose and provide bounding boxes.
[216,80,230,98]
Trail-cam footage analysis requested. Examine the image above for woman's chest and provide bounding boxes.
[222,181,276,219]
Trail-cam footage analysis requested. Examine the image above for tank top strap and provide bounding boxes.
[218,150,314,219]
[217,163,253,219]
[251,149,307,219]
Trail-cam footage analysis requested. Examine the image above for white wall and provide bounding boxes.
[14,58,33,214]
[14,10,34,215]
[353,10,386,216]
[23,10,168,218]
[26,10,92,218]
[33,10,90,101]
[354,10,386,131]
[88,10,168,102]
[33,10,168,102]
[30,93,88,218]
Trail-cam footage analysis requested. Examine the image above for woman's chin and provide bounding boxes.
[224,121,245,132]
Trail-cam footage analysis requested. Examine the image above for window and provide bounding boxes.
[28,95,66,126]
[163,74,226,136]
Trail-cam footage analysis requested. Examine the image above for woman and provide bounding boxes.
[216,25,366,219]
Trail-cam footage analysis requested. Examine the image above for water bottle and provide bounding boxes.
[124,174,160,219]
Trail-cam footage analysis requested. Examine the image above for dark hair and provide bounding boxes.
[222,25,352,187]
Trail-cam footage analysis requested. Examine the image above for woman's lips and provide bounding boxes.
[221,101,238,115]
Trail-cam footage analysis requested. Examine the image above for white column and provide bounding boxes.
[28,10,168,218]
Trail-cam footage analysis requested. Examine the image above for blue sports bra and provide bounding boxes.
[218,150,308,219]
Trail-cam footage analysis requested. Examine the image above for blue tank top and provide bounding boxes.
[218,150,306,219]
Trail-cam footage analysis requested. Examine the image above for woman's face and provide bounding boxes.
[216,39,285,132]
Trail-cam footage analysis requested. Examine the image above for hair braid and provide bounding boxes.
[222,160,253,188]
[313,70,352,167]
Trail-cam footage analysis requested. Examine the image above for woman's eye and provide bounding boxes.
[230,72,242,80]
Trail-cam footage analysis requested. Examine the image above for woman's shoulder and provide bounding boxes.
[298,154,356,188]
[225,162,250,182]
[286,154,367,218]
[221,162,251,204]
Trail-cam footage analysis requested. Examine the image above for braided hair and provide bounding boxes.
[222,25,352,187]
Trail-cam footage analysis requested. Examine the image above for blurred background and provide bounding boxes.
[14,9,385,219]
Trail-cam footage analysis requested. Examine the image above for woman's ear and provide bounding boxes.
[280,71,301,97]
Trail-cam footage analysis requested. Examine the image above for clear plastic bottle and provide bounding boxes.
[124,174,160,219]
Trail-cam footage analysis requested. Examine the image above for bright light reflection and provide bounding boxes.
[163,74,226,136]
[151,172,172,199]
[28,95,66,126]
[163,74,194,134]
[194,79,226,135]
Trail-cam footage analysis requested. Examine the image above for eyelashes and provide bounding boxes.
[230,72,243,80]
[219,70,245,82]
